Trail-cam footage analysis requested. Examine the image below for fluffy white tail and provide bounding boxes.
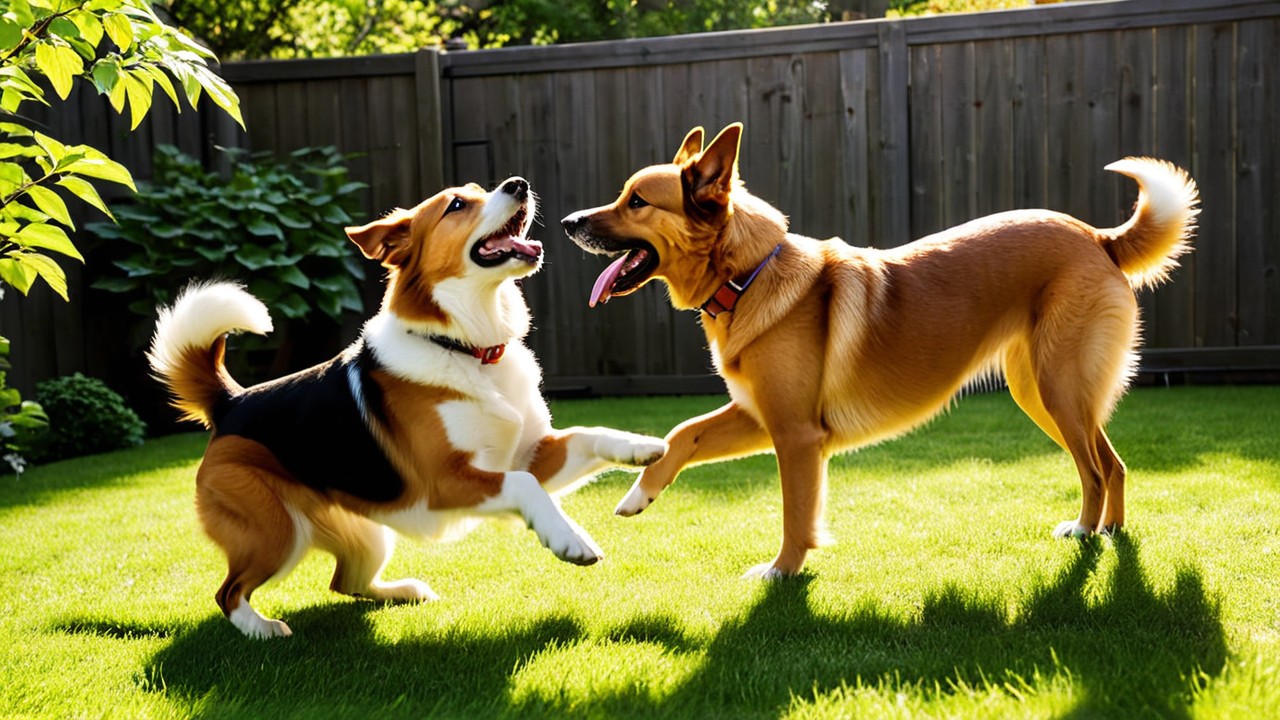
[1100,157,1200,291]
[148,282,272,427]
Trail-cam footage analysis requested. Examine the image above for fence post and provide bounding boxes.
[414,48,445,196]
[876,20,911,246]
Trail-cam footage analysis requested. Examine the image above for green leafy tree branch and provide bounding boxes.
[0,0,243,301]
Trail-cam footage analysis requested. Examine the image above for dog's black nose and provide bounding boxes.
[561,212,582,235]
[500,177,529,200]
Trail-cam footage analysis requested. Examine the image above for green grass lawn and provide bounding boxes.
[1,386,1277,719]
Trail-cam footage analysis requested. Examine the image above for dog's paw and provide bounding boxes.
[629,437,667,466]
[367,578,439,603]
[741,562,797,581]
[229,604,293,639]
[545,528,603,566]
[597,432,667,466]
[615,482,654,517]
[1052,520,1094,539]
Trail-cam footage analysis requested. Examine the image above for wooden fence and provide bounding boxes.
[4,0,1278,408]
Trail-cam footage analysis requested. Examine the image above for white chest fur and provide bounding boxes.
[361,312,554,538]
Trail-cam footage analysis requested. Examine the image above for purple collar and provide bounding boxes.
[701,244,783,318]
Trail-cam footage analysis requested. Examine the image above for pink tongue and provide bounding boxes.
[589,254,630,308]
[512,237,542,258]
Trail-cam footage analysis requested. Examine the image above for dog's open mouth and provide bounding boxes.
[471,205,541,267]
[589,242,658,307]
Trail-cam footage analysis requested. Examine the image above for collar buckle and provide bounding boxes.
[475,344,506,365]
[701,244,782,318]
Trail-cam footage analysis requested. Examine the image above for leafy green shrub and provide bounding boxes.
[30,373,145,463]
[0,332,48,475]
[89,144,367,321]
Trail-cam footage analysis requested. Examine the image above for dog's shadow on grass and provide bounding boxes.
[132,606,589,716]
[124,535,1223,717]
[517,534,1226,718]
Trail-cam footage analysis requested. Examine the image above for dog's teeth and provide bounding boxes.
[623,252,644,274]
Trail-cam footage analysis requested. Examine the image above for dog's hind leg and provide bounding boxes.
[1027,284,1137,539]
[319,509,438,603]
[1008,343,1127,533]
[1004,340,1068,450]
[1037,392,1109,538]
[198,462,300,639]
[1049,425,1127,538]
[217,562,294,639]
[1094,428,1126,533]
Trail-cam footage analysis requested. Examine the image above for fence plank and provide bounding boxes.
[414,50,445,196]
[908,42,943,241]
[974,39,1015,219]
[941,41,976,229]
[239,83,278,154]
[1193,22,1239,349]
[837,48,873,246]
[303,79,343,148]
[1011,35,1047,210]
[796,52,841,242]
[1150,24,1196,350]
[1235,18,1279,346]
[743,55,787,209]
[544,70,597,376]
[1083,32,1122,227]
[338,77,374,216]
[875,21,911,247]
[1045,33,1087,220]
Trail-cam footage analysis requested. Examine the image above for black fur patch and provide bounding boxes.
[212,342,405,503]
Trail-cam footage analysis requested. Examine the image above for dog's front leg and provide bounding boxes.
[479,470,603,565]
[528,428,667,496]
[616,402,772,516]
[743,423,827,579]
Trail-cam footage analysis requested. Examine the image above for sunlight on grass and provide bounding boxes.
[783,665,1082,720]
[506,636,705,709]
[0,386,1277,718]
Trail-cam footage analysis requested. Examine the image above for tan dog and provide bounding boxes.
[562,123,1199,578]
[150,177,666,637]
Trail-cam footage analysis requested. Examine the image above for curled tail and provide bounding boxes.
[1099,157,1201,291]
[148,282,272,428]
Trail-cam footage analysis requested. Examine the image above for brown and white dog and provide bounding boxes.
[562,123,1199,579]
[150,177,665,638]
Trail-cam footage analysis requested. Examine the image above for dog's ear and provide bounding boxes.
[672,126,704,165]
[346,212,412,266]
[683,123,742,212]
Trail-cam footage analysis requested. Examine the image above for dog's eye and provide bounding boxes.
[444,197,467,216]
[627,193,649,210]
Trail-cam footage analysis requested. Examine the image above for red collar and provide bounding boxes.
[426,334,506,365]
[700,244,782,318]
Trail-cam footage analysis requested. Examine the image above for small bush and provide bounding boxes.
[31,374,146,462]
